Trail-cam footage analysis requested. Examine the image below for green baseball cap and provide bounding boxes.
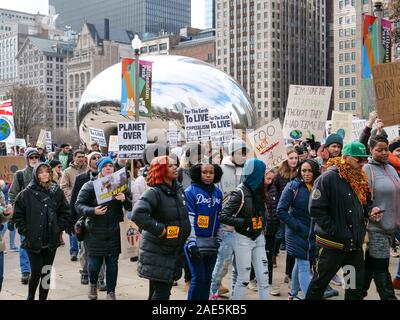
[342,141,367,157]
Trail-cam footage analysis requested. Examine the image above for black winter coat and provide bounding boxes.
[265,182,280,236]
[220,183,265,240]
[74,180,132,256]
[132,182,190,284]
[12,166,70,254]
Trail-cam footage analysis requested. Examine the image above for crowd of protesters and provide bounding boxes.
[0,111,399,301]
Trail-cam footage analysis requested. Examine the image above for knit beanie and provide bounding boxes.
[49,159,61,169]
[324,133,343,148]
[96,157,113,173]
[24,147,39,164]
[87,151,102,162]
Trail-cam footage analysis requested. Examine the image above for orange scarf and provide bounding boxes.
[389,153,400,175]
[327,157,370,205]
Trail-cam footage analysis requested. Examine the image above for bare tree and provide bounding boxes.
[7,85,50,140]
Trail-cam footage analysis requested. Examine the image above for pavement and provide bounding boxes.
[1,232,399,300]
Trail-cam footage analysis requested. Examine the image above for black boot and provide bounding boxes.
[374,273,398,300]
[363,251,374,298]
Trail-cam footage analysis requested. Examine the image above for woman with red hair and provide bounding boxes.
[132,156,191,300]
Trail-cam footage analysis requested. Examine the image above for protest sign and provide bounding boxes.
[184,107,210,143]
[331,111,353,145]
[15,138,27,148]
[210,112,233,146]
[283,85,332,142]
[89,127,107,147]
[166,129,179,148]
[248,119,287,169]
[45,131,52,152]
[0,156,26,182]
[0,99,16,146]
[372,61,400,126]
[108,135,119,152]
[385,125,400,142]
[117,122,147,159]
[120,215,140,259]
[351,120,368,141]
[36,129,46,149]
[93,168,129,205]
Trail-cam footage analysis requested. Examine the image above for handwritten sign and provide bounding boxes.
[108,135,119,152]
[0,156,26,182]
[331,112,353,145]
[351,120,367,141]
[184,107,210,143]
[36,129,46,149]
[248,119,287,169]
[385,125,400,142]
[166,129,180,148]
[210,112,233,147]
[283,85,332,141]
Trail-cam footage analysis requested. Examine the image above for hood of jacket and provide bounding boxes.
[29,163,58,193]
[242,158,266,191]
[221,156,235,167]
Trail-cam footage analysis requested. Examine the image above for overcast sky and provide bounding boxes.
[0,0,205,28]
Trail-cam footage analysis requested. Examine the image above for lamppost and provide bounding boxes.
[374,1,383,64]
[131,34,142,122]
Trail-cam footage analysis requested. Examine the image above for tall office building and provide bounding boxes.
[215,0,327,125]
[49,0,191,35]
[204,0,216,29]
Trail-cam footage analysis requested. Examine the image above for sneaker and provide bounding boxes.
[81,274,89,285]
[393,277,400,290]
[130,256,138,262]
[98,279,107,291]
[391,248,400,258]
[288,292,302,300]
[330,274,344,286]
[106,292,116,300]
[323,285,339,299]
[21,272,30,285]
[248,279,258,292]
[269,285,281,296]
[88,284,97,300]
[284,275,290,283]
[210,293,220,300]
[70,255,78,262]
[219,285,229,295]
[8,246,19,252]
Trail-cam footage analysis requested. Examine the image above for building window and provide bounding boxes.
[351,102,356,110]
[159,43,167,51]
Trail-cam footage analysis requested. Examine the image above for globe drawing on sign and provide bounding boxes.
[289,129,302,140]
[0,118,11,141]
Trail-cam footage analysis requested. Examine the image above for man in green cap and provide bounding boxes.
[306,141,383,300]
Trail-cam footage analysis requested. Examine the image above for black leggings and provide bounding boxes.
[27,248,57,300]
[148,280,173,300]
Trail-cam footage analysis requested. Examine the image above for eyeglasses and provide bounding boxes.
[29,156,39,160]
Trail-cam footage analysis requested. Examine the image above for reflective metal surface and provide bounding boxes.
[78,55,256,147]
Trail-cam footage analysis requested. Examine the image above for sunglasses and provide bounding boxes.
[92,156,101,160]
[56,165,62,168]
[29,156,39,160]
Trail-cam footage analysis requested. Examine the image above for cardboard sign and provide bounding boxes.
[108,135,119,152]
[117,122,147,159]
[166,129,179,148]
[93,168,129,205]
[283,85,332,142]
[0,156,26,182]
[36,129,46,149]
[210,112,233,147]
[0,99,16,146]
[331,112,353,145]
[89,127,107,147]
[248,119,287,169]
[372,61,400,126]
[184,107,210,143]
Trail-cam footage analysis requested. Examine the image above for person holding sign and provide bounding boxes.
[277,160,320,300]
[220,158,269,300]
[131,156,191,300]
[184,161,223,300]
[75,157,132,300]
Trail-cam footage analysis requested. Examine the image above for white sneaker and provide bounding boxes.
[330,274,344,286]
[248,280,258,292]
[391,248,400,258]
[269,285,280,296]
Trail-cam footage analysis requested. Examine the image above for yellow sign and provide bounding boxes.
[252,217,262,230]
[166,226,180,239]
[197,215,209,229]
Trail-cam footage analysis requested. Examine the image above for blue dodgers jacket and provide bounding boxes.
[184,183,223,245]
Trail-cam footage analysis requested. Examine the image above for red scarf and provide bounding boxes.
[389,153,400,176]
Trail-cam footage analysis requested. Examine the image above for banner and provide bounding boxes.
[89,127,107,147]
[108,135,119,152]
[0,156,26,182]
[248,119,287,169]
[331,112,353,145]
[372,61,400,126]
[93,168,129,205]
[121,58,153,117]
[210,112,233,147]
[119,216,140,259]
[283,85,332,142]
[117,122,147,159]
[36,129,46,149]
[0,99,16,146]
[184,107,210,143]
[166,129,179,148]
[45,131,52,152]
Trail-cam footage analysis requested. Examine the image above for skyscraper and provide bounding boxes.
[215,0,327,125]
[49,0,191,35]
[204,0,215,29]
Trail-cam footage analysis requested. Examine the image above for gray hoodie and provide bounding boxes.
[363,159,400,234]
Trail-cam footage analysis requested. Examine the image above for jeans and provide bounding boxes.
[184,243,217,300]
[88,255,118,294]
[273,225,284,256]
[1,222,17,248]
[78,241,105,280]
[397,258,400,279]
[0,251,3,291]
[69,234,78,257]
[149,280,173,300]
[291,258,311,297]
[27,248,57,300]
[210,230,236,294]
[232,232,269,300]
[19,235,31,273]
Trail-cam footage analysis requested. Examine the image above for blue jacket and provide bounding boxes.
[185,183,223,245]
[277,178,316,261]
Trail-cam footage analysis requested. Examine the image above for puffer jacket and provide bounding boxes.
[74,179,132,256]
[265,182,280,236]
[277,178,316,261]
[363,159,400,235]
[12,163,70,253]
[131,181,191,284]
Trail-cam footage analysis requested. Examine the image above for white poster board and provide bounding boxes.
[89,127,107,147]
[0,99,16,146]
[385,125,400,142]
[108,135,119,152]
[248,119,287,169]
[45,131,52,152]
[184,107,210,143]
[210,112,233,147]
[117,122,147,159]
[283,85,332,142]
[331,111,353,145]
[166,129,179,148]
[351,120,368,141]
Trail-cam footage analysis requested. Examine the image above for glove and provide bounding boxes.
[188,244,202,260]
[7,221,15,231]
[306,134,316,151]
